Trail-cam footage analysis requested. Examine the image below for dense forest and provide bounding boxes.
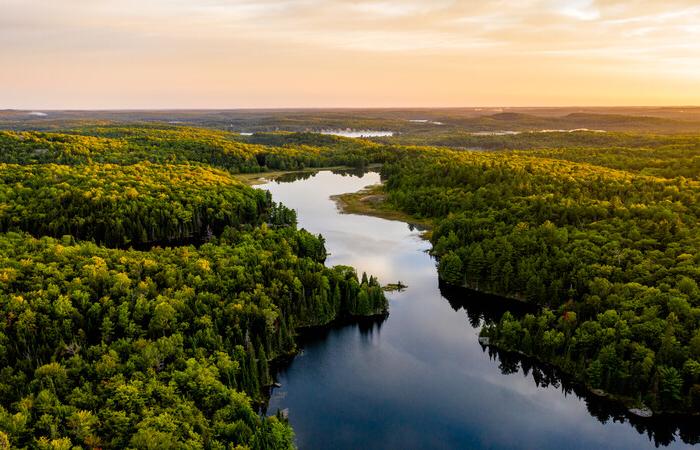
[379,143,700,414]
[516,144,700,180]
[0,128,388,173]
[0,127,387,449]
[0,162,271,247]
[3,122,700,446]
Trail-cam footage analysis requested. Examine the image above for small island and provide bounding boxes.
[383,281,408,292]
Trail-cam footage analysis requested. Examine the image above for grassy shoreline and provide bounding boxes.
[330,184,433,236]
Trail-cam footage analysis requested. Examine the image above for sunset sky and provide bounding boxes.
[3,0,700,109]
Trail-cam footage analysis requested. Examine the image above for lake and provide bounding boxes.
[258,170,698,450]
[319,129,394,138]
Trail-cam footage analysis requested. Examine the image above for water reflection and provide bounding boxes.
[294,317,387,353]
[438,280,536,328]
[272,168,368,184]
[318,129,394,138]
[259,170,699,450]
[480,344,700,448]
[441,281,700,447]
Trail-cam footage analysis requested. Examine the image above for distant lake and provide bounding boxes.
[538,128,607,133]
[469,129,608,136]
[408,119,444,125]
[319,129,394,138]
[470,131,521,136]
[259,170,699,450]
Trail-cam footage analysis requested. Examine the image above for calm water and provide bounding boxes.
[319,129,394,138]
[258,170,698,450]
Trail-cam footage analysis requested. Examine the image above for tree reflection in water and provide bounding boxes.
[439,281,700,447]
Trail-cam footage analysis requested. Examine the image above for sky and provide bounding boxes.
[2,0,700,109]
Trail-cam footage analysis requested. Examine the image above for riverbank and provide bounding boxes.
[480,337,700,419]
[331,184,433,237]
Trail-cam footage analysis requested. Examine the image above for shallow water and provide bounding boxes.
[258,170,698,450]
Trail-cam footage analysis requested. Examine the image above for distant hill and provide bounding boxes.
[1,108,700,134]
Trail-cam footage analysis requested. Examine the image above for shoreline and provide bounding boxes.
[330,183,433,237]
[481,339,700,419]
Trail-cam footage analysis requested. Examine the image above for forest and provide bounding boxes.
[0,127,387,449]
[3,122,700,447]
[0,128,387,172]
[0,162,270,247]
[379,142,700,414]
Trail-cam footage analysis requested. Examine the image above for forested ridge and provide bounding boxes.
[379,142,700,414]
[0,127,388,449]
[0,127,389,173]
[515,144,700,180]
[0,163,271,247]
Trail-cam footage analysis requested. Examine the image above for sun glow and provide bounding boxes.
[2,0,699,108]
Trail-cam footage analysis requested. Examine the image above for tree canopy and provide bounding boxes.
[0,125,388,449]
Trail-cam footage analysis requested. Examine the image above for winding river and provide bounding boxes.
[258,170,698,450]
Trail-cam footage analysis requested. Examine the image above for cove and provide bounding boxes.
[257,170,698,450]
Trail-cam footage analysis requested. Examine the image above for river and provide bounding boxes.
[258,170,698,450]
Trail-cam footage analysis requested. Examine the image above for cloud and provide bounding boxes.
[3,0,700,59]
[556,0,601,21]
[2,0,700,107]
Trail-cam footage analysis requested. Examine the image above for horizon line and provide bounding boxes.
[4,105,700,112]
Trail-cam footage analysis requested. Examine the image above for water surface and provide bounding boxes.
[319,129,394,138]
[259,170,697,450]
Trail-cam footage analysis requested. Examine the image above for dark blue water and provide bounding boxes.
[259,170,698,450]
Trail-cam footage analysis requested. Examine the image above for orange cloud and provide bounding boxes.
[2,0,699,108]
